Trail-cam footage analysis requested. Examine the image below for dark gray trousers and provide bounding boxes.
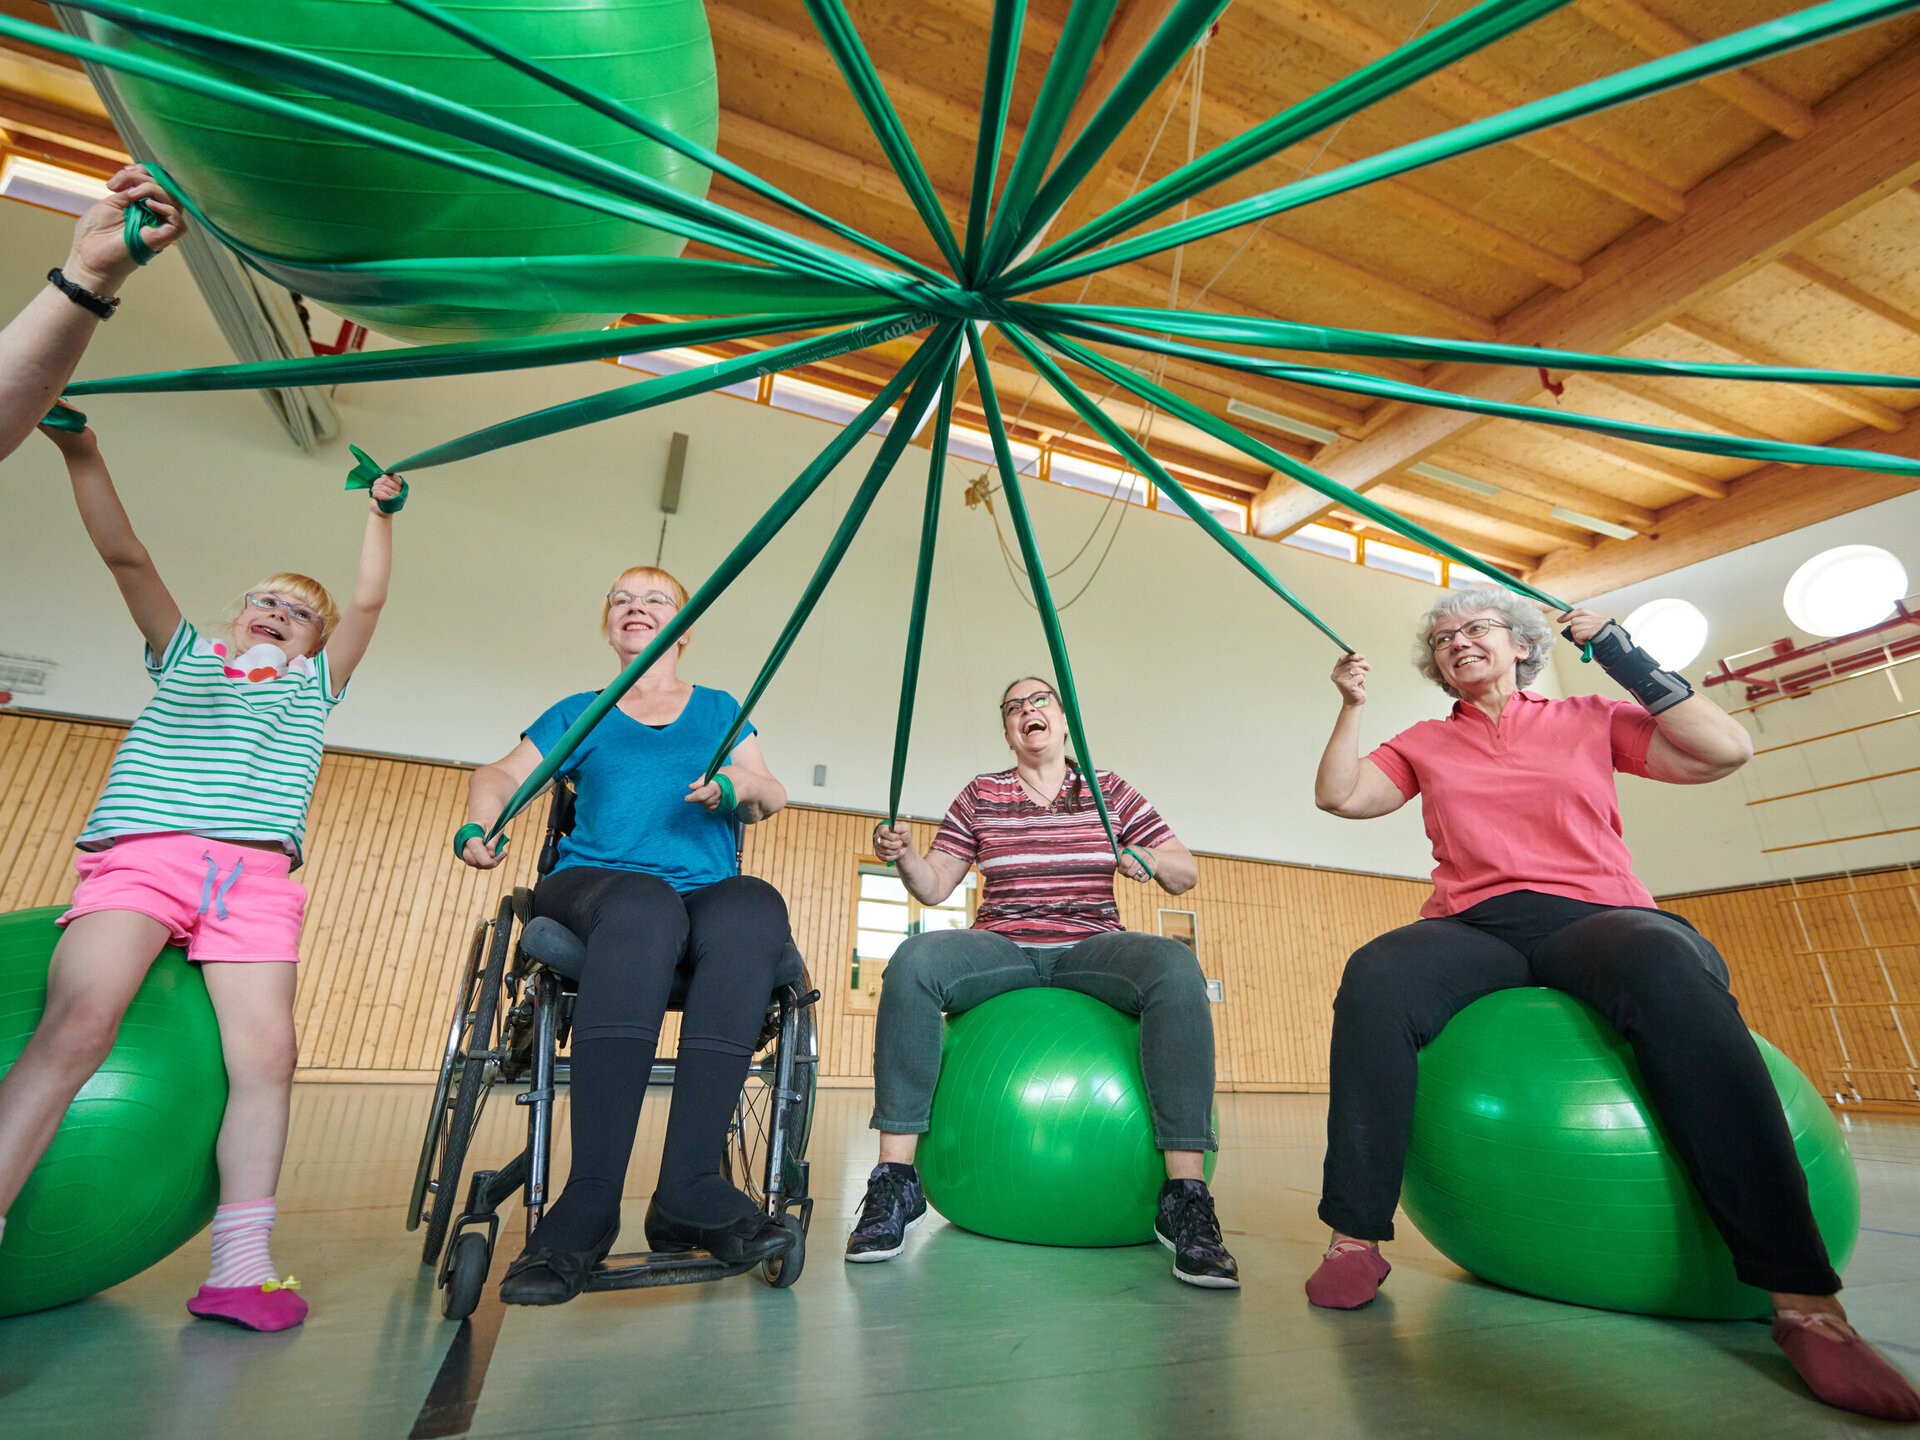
[869,927,1217,1151]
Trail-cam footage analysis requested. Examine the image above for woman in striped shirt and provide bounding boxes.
[844,677,1238,1288]
[0,422,403,1333]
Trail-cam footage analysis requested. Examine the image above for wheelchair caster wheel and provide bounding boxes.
[761,1213,806,1289]
[443,1231,491,1320]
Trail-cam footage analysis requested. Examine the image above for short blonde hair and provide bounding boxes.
[230,572,340,650]
[1414,584,1555,698]
[601,566,690,640]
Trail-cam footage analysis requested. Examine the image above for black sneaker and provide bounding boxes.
[1155,1178,1240,1289]
[844,1162,927,1263]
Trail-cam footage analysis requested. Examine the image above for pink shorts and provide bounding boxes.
[61,833,307,963]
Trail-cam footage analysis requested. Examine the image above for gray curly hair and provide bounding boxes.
[1415,584,1555,698]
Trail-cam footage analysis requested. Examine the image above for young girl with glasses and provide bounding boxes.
[0,421,404,1332]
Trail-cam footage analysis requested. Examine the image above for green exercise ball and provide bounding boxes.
[0,907,227,1318]
[89,0,717,342]
[919,988,1215,1247]
[1400,987,1858,1320]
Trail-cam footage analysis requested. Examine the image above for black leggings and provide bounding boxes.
[1320,890,1839,1296]
[528,867,788,1249]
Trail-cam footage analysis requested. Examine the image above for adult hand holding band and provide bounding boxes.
[453,822,507,862]
[1563,617,1693,715]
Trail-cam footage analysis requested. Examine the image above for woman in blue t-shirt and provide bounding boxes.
[459,565,791,1305]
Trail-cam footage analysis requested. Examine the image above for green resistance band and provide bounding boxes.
[713,773,737,812]
[41,401,87,433]
[123,197,163,267]
[451,822,508,861]
[345,444,410,513]
[1122,846,1157,881]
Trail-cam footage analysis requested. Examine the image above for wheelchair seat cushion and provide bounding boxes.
[519,919,806,1000]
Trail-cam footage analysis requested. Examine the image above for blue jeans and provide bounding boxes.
[869,927,1217,1151]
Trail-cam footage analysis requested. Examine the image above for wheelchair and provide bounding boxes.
[407,781,820,1320]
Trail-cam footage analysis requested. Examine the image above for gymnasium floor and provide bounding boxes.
[3,1086,1918,1440]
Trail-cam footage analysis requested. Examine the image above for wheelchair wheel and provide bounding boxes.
[762,1213,805,1289]
[409,920,489,1235]
[443,1231,491,1321]
[723,978,817,1214]
[420,897,514,1267]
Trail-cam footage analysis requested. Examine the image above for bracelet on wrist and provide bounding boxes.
[46,267,118,320]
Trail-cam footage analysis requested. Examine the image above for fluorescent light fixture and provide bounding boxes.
[1550,506,1638,542]
[0,156,109,217]
[1409,461,1500,496]
[1225,397,1339,445]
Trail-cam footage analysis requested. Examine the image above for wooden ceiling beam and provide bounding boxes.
[1253,40,1920,538]
[1573,0,1815,139]
[0,91,125,162]
[1437,447,1660,530]
[1540,429,1730,499]
[1776,252,1920,339]
[718,107,968,231]
[1252,0,1685,220]
[1533,417,1920,596]
[1194,92,1583,289]
[1377,475,1599,548]
[1572,370,1782,441]
[1,130,115,176]
[1666,314,1908,431]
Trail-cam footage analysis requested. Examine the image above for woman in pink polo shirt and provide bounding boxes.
[1307,584,1918,1422]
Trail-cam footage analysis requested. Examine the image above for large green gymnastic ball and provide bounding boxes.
[89,0,716,342]
[0,907,226,1318]
[1400,988,1857,1320]
[919,989,1214,1247]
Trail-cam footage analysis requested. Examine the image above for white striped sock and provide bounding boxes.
[205,1198,279,1288]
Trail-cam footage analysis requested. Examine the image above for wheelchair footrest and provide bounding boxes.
[585,1250,760,1291]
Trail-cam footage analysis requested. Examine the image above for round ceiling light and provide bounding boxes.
[1623,598,1710,671]
[1783,545,1908,638]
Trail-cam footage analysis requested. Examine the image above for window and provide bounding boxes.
[1364,540,1442,584]
[1282,523,1358,562]
[0,157,108,217]
[847,863,977,1013]
[1050,451,1146,503]
[1784,545,1908,638]
[1622,598,1710,670]
[616,345,758,399]
[1155,487,1250,534]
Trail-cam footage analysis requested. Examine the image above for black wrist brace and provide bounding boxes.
[1570,620,1693,715]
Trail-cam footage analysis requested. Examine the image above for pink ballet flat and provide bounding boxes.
[186,1276,308,1332]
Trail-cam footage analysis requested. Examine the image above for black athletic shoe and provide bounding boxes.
[844,1162,927,1263]
[1155,1178,1240,1289]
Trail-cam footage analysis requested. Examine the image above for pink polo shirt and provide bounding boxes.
[1366,691,1660,919]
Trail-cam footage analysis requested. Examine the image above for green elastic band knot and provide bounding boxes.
[714,772,737,812]
[42,401,87,433]
[1580,641,1594,664]
[345,444,409,513]
[124,198,161,267]
[452,822,507,861]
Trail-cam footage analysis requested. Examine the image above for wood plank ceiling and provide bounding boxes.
[4,0,1920,594]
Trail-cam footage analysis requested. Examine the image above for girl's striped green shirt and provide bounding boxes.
[76,621,345,865]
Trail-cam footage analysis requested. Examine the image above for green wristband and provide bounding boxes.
[41,402,87,433]
[714,772,737,812]
[123,198,161,267]
[345,443,409,513]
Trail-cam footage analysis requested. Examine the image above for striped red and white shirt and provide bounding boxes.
[930,766,1175,945]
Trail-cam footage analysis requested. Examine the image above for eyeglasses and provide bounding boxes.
[607,589,680,612]
[1001,690,1056,717]
[244,592,322,628]
[1427,618,1512,651]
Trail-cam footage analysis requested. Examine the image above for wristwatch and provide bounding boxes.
[46,267,119,320]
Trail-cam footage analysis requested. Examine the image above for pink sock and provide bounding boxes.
[206,1199,279,1288]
